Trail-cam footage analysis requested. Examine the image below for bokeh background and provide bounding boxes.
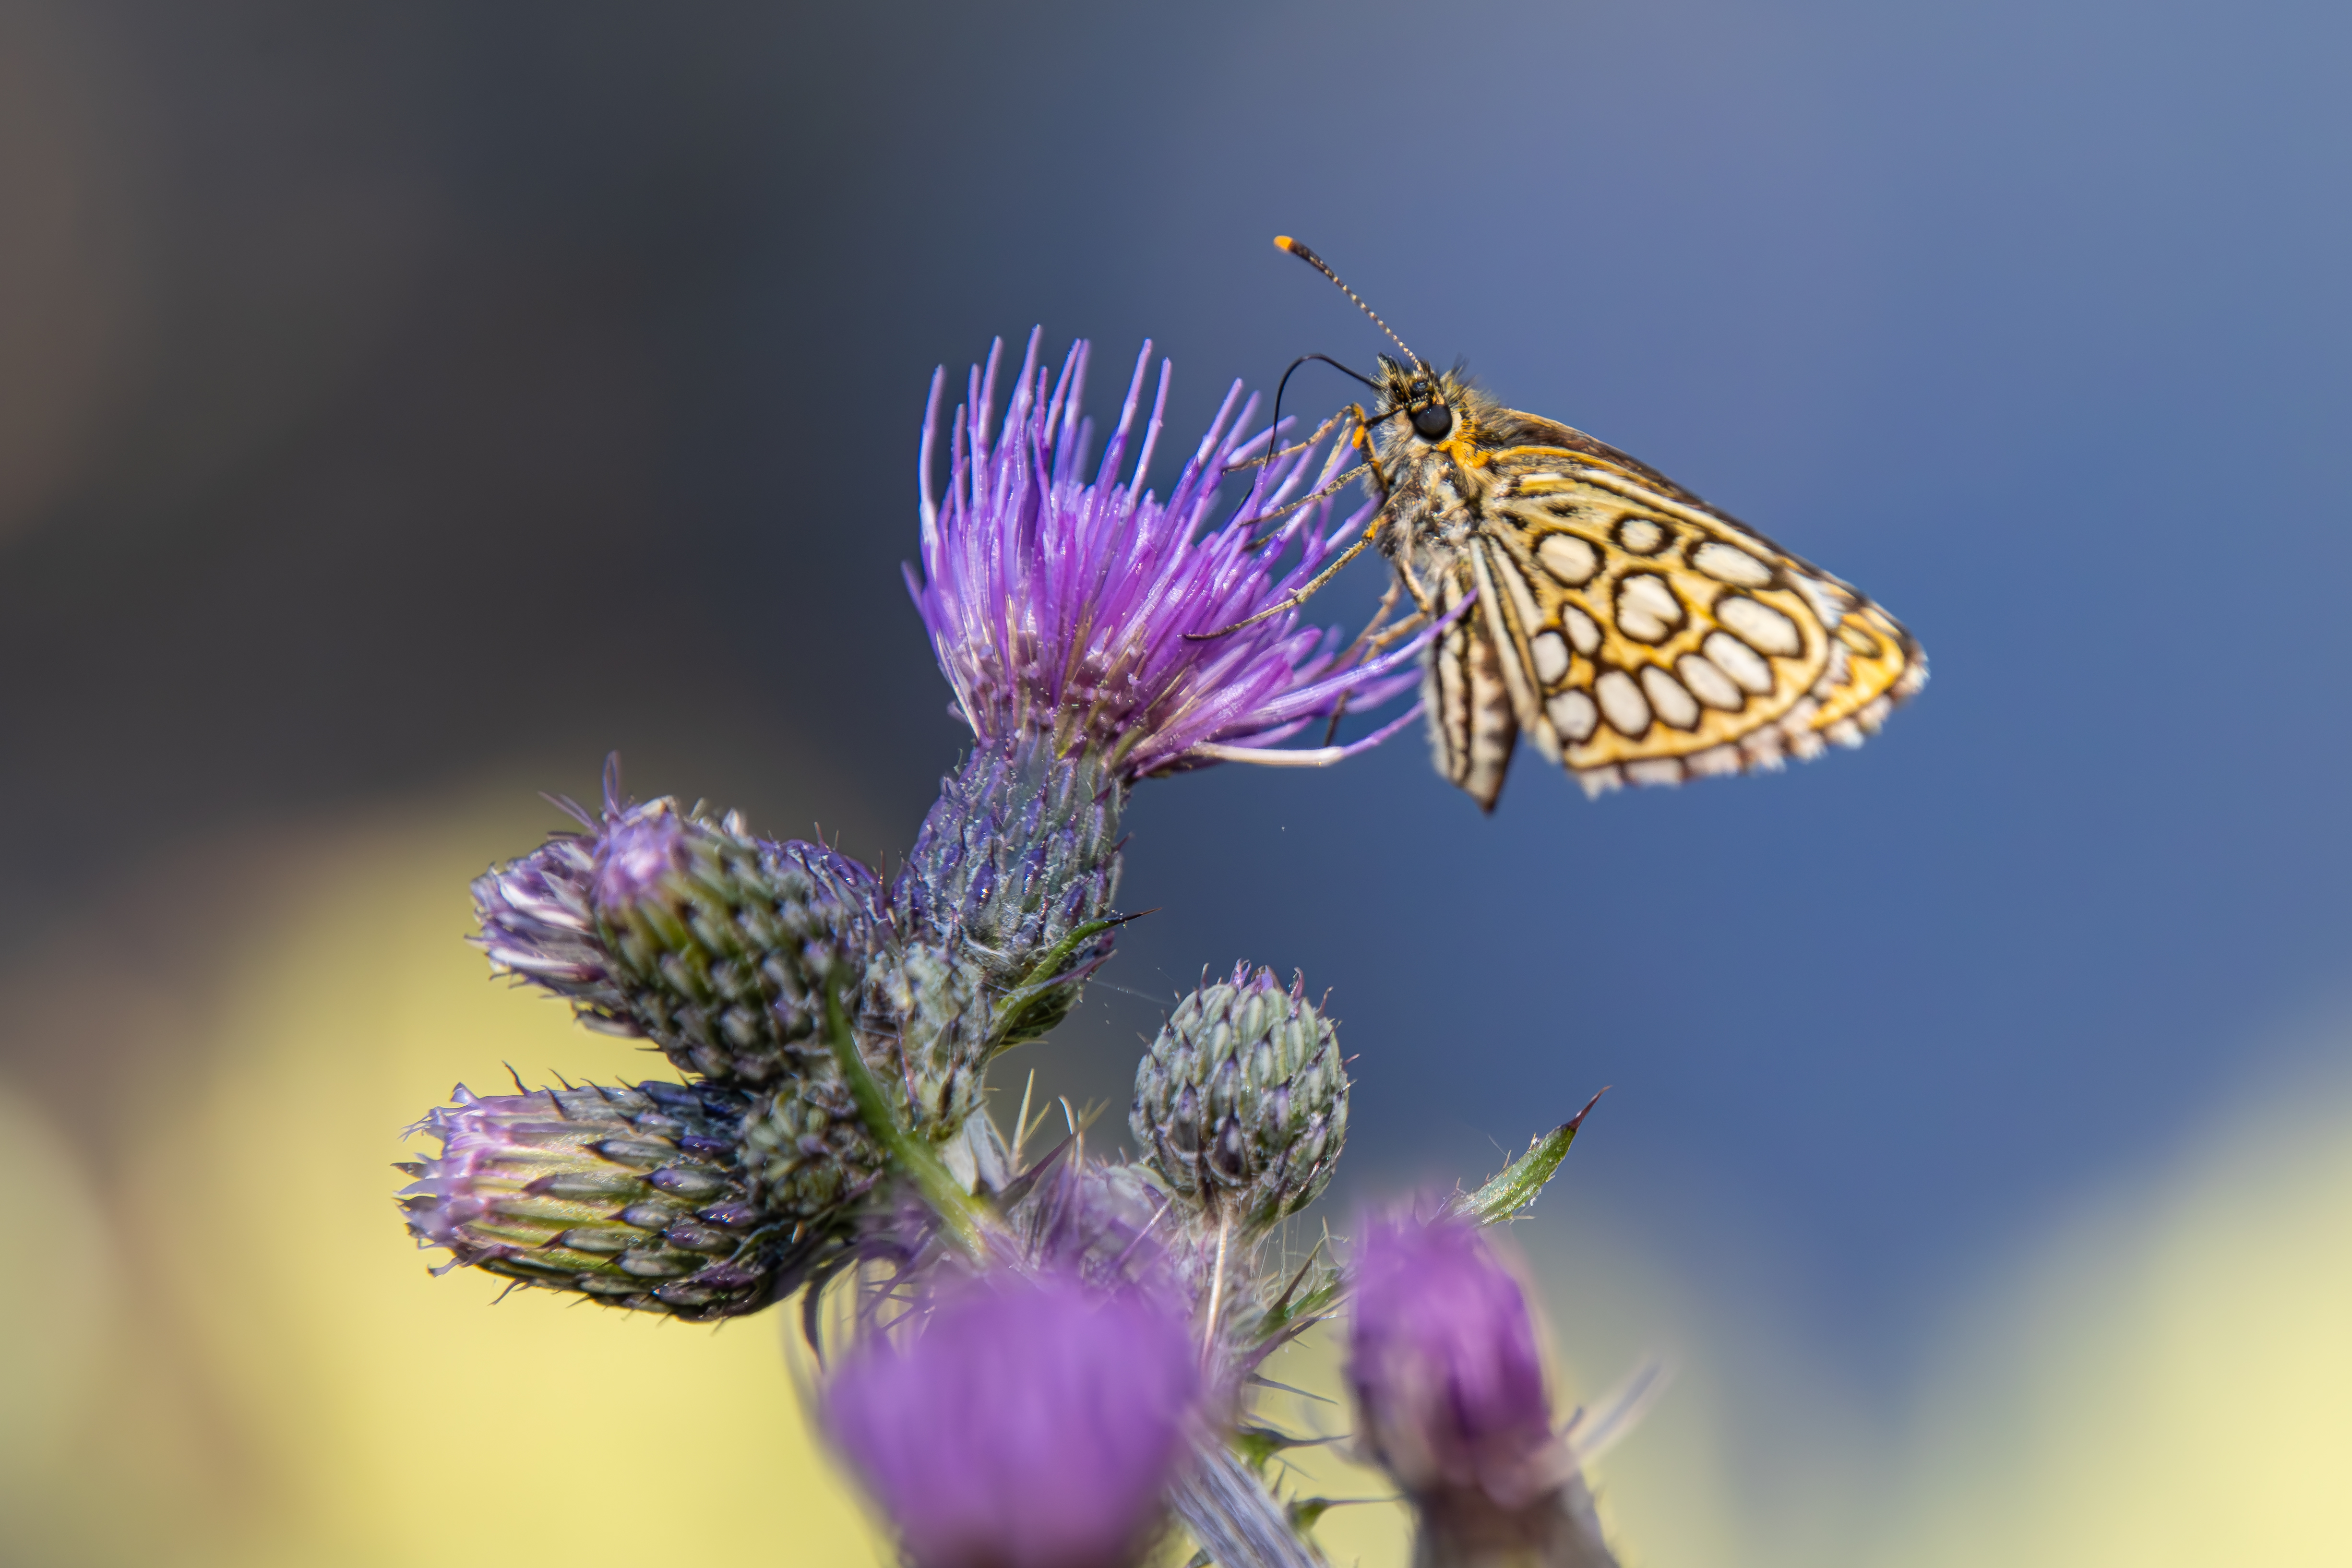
[5,0,2351,1562]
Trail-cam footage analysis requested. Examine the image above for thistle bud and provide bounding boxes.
[473,781,881,1088]
[1130,964,1348,1234]
[895,736,1123,1041]
[399,1080,785,1320]
[1347,1213,1618,1568]
[822,1271,1198,1568]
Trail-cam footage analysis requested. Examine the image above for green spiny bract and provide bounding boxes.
[399,1080,790,1320]
[1131,963,1349,1236]
[588,799,874,1088]
[896,737,1124,1043]
[737,939,993,1224]
[473,794,884,1089]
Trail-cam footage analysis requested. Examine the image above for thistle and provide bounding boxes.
[391,319,1665,1568]
[907,330,1438,782]
[473,767,882,1089]
[898,332,1450,1035]
[821,1270,1200,1568]
[398,1080,788,1320]
[1346,1212,1620,1568]
[1131,963,1348,1236]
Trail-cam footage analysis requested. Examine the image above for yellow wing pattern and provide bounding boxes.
[1467,439,1926,797]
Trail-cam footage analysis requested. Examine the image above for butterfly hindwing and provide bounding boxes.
[1426,563,1520,809]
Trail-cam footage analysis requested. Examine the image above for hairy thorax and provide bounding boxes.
[1373,390,1504,584]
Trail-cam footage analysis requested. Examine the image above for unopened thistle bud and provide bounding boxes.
[895,734,1124,1043]
[1347,1213,1618,1568]
[473,779,880,1088]
[1130,963,1347,1234]
[399,1080,784,1320]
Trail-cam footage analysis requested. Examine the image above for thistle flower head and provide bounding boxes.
[398,1080,783,1320]
[1131,963,1348,1235]
[822,1270,1199,1568]
[907,331,1445,779]
[1346,1211,1570,1511]
[472,766,883,1087]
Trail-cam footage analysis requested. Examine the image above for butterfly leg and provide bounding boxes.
[1393,553,1441,620]
[1221,409,1349,475]
[1245,462,1373,551]
[1186,407,1390,642]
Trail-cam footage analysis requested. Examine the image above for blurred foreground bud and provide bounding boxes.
[1131,964,1347,1234]
[823,1272,1198,1568]
[1347,1213,1618,1568]
[473,768,881,1087]
[399,1081,785,1320]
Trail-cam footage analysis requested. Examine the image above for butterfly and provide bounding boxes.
[1216,236,1925,812]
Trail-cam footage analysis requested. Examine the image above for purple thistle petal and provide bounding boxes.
[1347,1211,1574,1512]
[908,331,1448,779]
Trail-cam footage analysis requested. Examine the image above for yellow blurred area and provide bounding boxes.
[1874,1070,2352,1568]
[0,795,883,1567]
[5,794,2352,1566]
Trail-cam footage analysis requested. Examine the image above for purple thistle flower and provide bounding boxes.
[823,1271,1199,1568]
[907,331,1451,780]
[1347,1212,1571,1512]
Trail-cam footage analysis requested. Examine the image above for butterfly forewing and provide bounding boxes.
[1454,420,1923,798]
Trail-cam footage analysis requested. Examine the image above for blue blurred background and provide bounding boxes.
[5,1,2351,1562]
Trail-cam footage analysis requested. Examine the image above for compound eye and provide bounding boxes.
[1412,404,1454,440]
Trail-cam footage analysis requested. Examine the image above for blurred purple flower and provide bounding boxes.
[1347,1211,1571,1512]
[907,331,1449,779]
[824,1270,1199,1568]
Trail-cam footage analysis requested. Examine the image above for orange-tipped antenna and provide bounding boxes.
[1275,236,1420,367]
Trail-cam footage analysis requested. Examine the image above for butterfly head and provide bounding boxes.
[1371,353,1470,447]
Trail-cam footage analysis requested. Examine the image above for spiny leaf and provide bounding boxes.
[1460,1088,1606,1223]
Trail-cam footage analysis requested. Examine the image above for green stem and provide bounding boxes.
[823,981,1001,1258]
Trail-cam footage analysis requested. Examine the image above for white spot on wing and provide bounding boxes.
[1641,667,1699,729]
[1716,595,1802,656]
[1625,758,1684,787]
[1792,573,1849,629]
[1548,689,1597,741]
[1615,516,1667,554]
[1692,541,1774,587]
[1615,574,1684,643]
[1676,653,1744,710]
[1538,533,1600,586]
[1704,631,1775,694]
[1531,631,1570,684]
[1563,605,1601,655]
[1594,670,1651,737]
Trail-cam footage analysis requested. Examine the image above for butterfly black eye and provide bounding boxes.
[1413,404,1454,440]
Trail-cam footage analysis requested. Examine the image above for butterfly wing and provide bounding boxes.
[1426,563,1520,809]
[1459,415,1926,798]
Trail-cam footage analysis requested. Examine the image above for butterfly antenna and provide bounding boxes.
[1276,236,1420,366]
